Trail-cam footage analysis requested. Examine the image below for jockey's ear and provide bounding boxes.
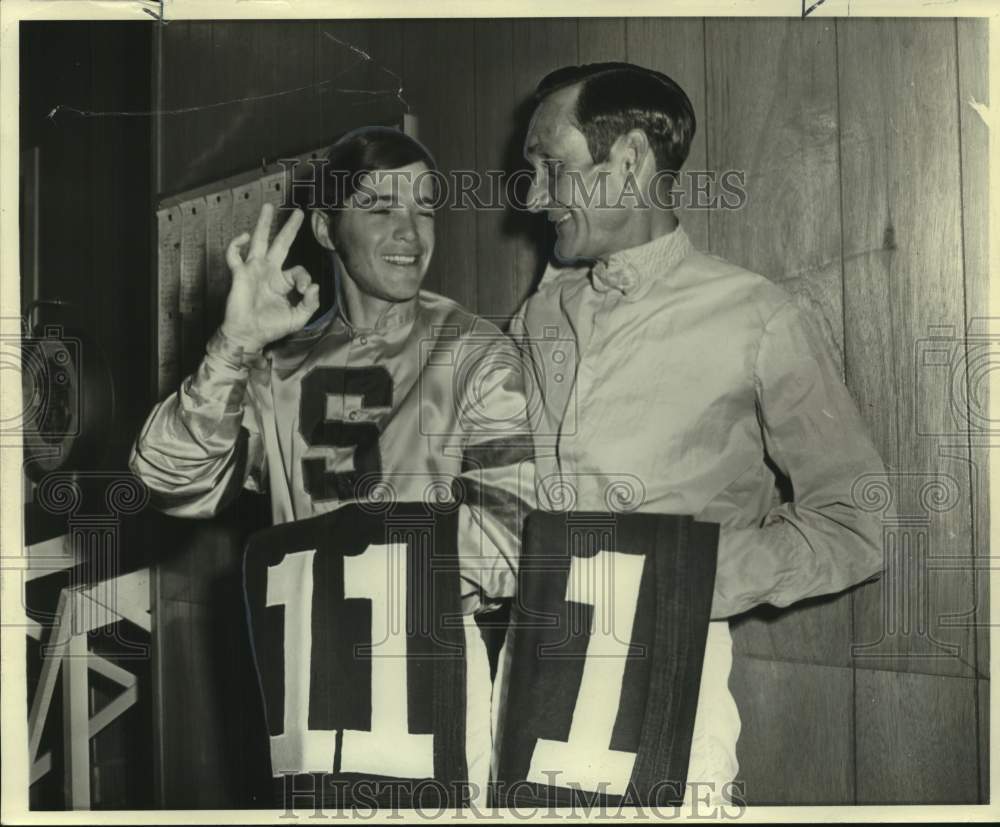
[311,210,336,252]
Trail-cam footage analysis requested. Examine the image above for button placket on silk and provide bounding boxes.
[341,331,366,421]
[345,329,380,421]
[563,288,614,480]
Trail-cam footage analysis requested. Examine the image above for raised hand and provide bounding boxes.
[220,203,321,352]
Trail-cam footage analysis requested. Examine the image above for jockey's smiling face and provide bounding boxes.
[319,161,437,305]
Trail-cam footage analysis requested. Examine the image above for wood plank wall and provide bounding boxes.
[153,17,989,806]
[20,22,153,472]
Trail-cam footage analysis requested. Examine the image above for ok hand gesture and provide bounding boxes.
[220,203,321,352]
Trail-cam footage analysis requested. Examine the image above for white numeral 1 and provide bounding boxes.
[267,549,336,773]
[265,544,434,779]
[527,550,645,795]
[341,543,434,778]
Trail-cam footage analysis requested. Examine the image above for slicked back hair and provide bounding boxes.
[321,126,437,230]
[534,62,696,176]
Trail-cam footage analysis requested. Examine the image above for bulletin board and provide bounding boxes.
[153,113,417,397]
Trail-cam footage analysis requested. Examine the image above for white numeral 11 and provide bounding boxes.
[266,544,434,778]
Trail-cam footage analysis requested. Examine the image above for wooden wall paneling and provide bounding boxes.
[509,19,579,308]
[179,599,229,807]
[839,19,976,679]
[704,18,843,284]
[206,549,274,807]
[151,586,188,805]
[148,523,199,606]
[730,592,855,668]
[161,22,319,194]
[201,21,316,187]
[577,18,625,62]
[730,656,854,804]
[148,499,267,605]
[179,197,207,378]
[26,23,94,384]
[151,496,270,807]
[834,18,901,681]
[252,21,321,157]
[977,678,989,803]
[371,20,404,129]
[855,668,979,803]
[626,18,710,251]
[956,18,990,680]
[60,25,94,310]
[316,19,374,140]
[474,20,520,324]
[401,20,477,307]
[320,20,404,141]
[705,18,851,668]
[153,597,232,807]
[159,22,213,194]
[87,23,155,463]
[197,20,262,186]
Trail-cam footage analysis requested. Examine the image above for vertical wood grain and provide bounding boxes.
[474,19,520,324]
[706,17,851,667]
[731,592,855,668]
[626,18,709,251]
[161,22,321,193]
[315,20,405,145]
[705,18,842,283]
[956,18,989,680]
[855,669,978,803]
[30,21,95,399]
[82,23,155,465]
[253,21,319,156]
[154,598,229,807]
[150,576,180,806]
[839,19,976,679]
[509,19,578,308]
[731,656,854,804]
[577,18,625,63]
[401,20,477,307]
[159,22,212,194]
[151,497,270,807]
[161,20,243,191]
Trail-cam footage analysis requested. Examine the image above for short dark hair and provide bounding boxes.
[320,126,437,227]
[534,62,696,174]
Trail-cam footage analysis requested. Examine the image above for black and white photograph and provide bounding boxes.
[1,0,995,821]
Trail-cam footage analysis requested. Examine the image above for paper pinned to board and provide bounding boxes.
[179,197,207,376]
[155,206,182,397]
[205,189,234,339]
[260,170,288,242]
[232,179,264,242]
